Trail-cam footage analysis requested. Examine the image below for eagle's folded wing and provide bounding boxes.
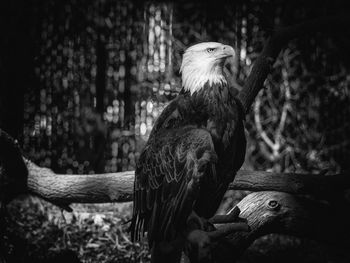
[131,127,216,245]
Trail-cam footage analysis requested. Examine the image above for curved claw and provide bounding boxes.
[185,221,250,263]
[207,222,250,241]
[187,211,215,232]
[209,206,242,224]
[185,229,212,263]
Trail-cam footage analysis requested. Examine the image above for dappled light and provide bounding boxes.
[18,1,350,177]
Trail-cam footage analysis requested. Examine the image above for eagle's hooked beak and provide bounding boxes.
[221,45,235,58]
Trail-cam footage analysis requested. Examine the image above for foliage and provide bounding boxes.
[3,197,149,263]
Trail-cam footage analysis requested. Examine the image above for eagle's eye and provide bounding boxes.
[206,48,215,53]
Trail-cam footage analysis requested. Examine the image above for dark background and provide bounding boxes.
[1,0,350,262]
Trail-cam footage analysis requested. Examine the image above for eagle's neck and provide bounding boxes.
[181,64,227,95]
[180,79,234,121]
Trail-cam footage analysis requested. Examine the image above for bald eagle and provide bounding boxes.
[131,42,246,262]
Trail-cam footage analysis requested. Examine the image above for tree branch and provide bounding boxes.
[232,170,350,197]
[2,128,344,206]
[237,16,350,114]
[26,160,134,203]
[211,191,350,263]
[23,160,350,205]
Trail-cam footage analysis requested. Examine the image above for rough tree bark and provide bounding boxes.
[211,191,350,263]
[24,160,350,204]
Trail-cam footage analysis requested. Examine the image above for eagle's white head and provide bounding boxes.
[180,42,235,95]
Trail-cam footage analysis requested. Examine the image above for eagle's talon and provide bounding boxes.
[187,211,215,232]
[209,206,243,224]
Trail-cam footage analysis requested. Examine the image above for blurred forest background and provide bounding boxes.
[1,0,350,262]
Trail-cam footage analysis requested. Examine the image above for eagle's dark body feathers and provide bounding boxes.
[131,81,246,247]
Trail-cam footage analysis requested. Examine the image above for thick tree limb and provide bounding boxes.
[237,16,350,114]
[26,160,134,203]
[0,127,337,206]
[233,170,350,197]
[24,161,350,204]
[211,191,350,263]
